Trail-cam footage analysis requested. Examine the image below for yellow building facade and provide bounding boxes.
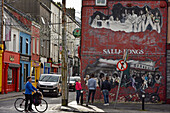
[31,61,41,87]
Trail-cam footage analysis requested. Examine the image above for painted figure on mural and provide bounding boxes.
[153,12,161,33]
[89,3,162,33]
[144,7,154,31]
[137,10,146,32]
[129,10,138,32]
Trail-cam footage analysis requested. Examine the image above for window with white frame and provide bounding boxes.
[37,38,39,55]
[96,0,107,6]
[33,38,35,54]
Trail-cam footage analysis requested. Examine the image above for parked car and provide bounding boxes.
[68,76,81,91]
[37,74,62,96]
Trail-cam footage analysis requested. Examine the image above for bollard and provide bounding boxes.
[80,90,83,105]
[86,90,88,107]
[142,93,145,110]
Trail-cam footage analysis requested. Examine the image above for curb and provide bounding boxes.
[0,92,23,100]
[60,106,79,112]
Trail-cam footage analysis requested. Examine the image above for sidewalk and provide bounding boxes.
[55,101,170,113]
[0,92,23,100]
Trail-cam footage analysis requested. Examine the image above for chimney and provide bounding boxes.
[66,8,75,19]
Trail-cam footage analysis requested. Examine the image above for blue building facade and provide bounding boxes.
[19,32,31,90]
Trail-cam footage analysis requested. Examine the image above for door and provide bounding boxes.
[24,64,28,84]
[7,68,17,92]
[20,63,22,90]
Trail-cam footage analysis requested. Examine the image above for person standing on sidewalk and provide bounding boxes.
[88,74,96,104]
[75,79,82,104]
[101,76,111,106]
[25,76,37,112]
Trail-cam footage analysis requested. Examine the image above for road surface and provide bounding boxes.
[0,92,76,113]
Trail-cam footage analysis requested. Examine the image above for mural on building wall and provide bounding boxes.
[84,58,162,103]
[89,3,162,33]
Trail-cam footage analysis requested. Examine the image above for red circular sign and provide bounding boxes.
[117,60,128,71]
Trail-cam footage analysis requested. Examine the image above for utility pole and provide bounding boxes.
[61,0,68,106]
[58,6,60,71]
[0,0,4,94]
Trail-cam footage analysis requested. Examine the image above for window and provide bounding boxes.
[33,38,35,54]
[20,36,23,53]
[24,64,28,83]
[37,38,39,55]
[96,0,107,6]
[13,34,16,52]
[7,68,13,84]
[26,39,29,54]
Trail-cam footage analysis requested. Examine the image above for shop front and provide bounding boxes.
[31,61,41,87]
[44,62,51,74]
[2,51,20,94]
[20,54,31,90]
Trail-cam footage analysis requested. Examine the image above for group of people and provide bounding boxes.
[90,5,162,33]
[76,74,111,105]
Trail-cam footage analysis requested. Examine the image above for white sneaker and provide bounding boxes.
[106,103,109,105]
[104,104,107,106]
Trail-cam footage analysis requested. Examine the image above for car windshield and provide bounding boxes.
[70,77,76,81]
[68,77,80,82]
[39,75,59,82]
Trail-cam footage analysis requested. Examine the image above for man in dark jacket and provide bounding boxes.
[101,76,111,105]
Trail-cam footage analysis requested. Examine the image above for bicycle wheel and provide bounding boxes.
[14,98,25,112]
[35,99,48,113]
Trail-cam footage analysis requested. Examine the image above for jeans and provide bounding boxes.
[88,90,96,103]
[102,90,109,104]
[25,94,33,110]
[76,90,81,104]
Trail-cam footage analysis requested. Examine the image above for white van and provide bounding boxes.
[37,74,62,96]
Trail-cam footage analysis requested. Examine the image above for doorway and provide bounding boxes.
[7,68,17,92]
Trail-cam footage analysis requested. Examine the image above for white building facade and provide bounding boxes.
[51,2,80,75]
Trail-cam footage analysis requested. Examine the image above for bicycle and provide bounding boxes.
[14,92,48,113]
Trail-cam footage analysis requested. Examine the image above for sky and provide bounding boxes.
[53,0,82,18]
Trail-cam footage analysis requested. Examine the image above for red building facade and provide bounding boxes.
[31,22,41,87]
[2,51,20,93]
[81,0,168,103]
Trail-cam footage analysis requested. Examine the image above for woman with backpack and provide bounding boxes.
[75,79,82,104]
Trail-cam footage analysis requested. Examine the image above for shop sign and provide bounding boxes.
[33,62,40,67]
[47,58,52,63]
[45,63,51,68]
[73,28,81,38]
[20,55,31,62]
[52,64,58,68]
[9,55,14,62]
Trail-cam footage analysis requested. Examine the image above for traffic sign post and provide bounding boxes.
[114,49,129,108]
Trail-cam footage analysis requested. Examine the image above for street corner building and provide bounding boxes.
[81,0,169,103]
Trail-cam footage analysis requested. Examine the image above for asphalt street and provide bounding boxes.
[0,92,76,113]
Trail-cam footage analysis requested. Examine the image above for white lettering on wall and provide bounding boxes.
[103,49,144,55]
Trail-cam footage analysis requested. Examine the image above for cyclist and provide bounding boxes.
[25,76,37,112]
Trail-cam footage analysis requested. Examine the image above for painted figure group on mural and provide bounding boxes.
[85,71,161,93]
[89,3,162,33]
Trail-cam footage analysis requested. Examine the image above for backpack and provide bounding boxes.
[33,92,42,106]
